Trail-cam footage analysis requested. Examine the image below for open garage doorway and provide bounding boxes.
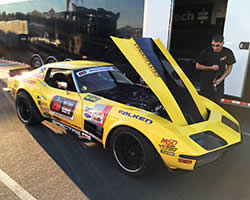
[169,0,228,89]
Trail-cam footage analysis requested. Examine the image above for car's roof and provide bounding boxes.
[46,60,113,70]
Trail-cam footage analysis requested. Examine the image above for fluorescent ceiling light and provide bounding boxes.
[0,0,31,5]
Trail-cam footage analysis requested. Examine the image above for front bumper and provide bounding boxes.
[179,140,241,169]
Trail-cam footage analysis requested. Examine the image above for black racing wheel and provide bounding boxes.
[16,91,43,125]
[111,127,158,176]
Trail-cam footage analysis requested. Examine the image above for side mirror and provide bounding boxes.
[57,81,68,90]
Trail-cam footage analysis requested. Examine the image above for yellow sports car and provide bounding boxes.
[7,37,242,176]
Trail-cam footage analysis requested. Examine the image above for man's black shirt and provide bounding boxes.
[196,46,236,92]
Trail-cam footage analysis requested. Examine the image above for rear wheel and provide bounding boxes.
[16,92,43,125]
[110,127,157,176]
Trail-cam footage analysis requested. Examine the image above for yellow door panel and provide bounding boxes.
[40,86,83,130]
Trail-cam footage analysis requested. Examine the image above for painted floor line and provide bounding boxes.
[0,169,37,200]
[243,131,250,136]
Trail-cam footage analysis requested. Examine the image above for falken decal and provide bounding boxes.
[83,94,101,103]
[159,138,178,155]
[83,104,112,127]
[76,66,116,77]
[50,96,78,121]
[118,110,153,124]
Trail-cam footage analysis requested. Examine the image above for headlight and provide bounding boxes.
[222,116,240,133]
[190,131,227,150]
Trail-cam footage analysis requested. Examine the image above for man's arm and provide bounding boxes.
[66,0,70,11]
[215,65,233,85]
[196,63,219,71]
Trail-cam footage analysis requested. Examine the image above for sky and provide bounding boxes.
[0,0,144,28]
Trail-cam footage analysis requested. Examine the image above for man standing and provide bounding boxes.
[196,34,236,104]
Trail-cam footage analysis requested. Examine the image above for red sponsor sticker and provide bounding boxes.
[50,96,78,121]
[161,138,178,146]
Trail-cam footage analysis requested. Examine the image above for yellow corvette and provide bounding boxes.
[7,37,241,176]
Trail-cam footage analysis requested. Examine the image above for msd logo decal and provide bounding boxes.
[161,138,178,146]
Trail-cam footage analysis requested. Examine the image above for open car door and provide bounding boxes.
[111,37,208,126]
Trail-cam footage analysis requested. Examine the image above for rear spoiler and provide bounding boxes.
[9,67,33,77]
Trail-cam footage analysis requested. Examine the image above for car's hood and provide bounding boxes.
[111,36,208,126]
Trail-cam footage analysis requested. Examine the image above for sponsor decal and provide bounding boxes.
[83,94,101,103]
[32,73,44,80]
[159,138,178,155]
[43,112,51,118]
[134,43,160,78]
[50,96,78,121]
[52,120,91,141]
[38,100,47,107]
[11,88,16,96]
[83,104,112,141]
[14,80,18,88]
[41,67,46,73]
[39,105,49,112]
[37,95,46,100]
[220,56,227,61]
[31,69,45,80]
[76,66,116,77]
[22,79,36,84]
[161,151,175,156]
[84,131,102,143]
[118,110,153,124]
[84,104,112,127]
[52,116,82,130]
[41,82,47,87]
[161,138,178,146]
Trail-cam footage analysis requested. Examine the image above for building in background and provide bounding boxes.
[0,0,250,100]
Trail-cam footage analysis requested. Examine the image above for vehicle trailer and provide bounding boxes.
[0,0,144,82]
[1,0,250,101]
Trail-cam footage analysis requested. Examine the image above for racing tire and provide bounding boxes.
[16,91,43,125]
[46,56,58,64]
[31,56,43,68]
[64,58,72,61]
[110,127,158,176]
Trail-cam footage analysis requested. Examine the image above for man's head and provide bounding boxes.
[211,34,224,53]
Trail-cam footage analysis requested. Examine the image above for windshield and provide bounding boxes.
[74,66,134,93]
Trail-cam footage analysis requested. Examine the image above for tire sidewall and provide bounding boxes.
[111,127,155,176]
[16,92,42,125]
[31,57,43,68]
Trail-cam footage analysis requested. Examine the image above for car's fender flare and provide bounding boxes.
[15,88,42,116]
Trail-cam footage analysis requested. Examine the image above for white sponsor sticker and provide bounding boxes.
[77,66,115,77]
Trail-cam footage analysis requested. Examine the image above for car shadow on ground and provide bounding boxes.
[25,121,196,200]
[25,121,248,200]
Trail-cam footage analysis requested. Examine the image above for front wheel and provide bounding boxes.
[16,92,43,125]
[110,127,158,176]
